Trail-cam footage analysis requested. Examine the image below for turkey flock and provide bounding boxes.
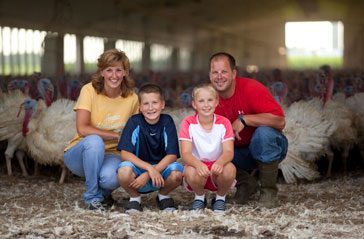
[273,68,364,183]
[1,68,364,186]
[0,76,78,183]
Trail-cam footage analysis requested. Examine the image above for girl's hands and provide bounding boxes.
[211,161,224,175]
[196,161,211,178]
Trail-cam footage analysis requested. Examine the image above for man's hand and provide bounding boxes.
[129,172,149,189]
[232,118,245,141]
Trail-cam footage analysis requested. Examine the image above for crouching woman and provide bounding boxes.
[63,49,139,211]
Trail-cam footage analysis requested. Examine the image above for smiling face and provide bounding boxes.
[209,56,237,99]
[192,87,218,118]
[100,63,126,95]
[139,92,165,125]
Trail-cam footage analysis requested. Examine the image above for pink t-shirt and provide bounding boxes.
[179,114,234,162]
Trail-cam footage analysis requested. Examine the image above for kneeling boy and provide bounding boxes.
[117,83,183,213]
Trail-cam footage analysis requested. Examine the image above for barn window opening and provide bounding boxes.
[83,36,104,73]
[151,44,173,71]
[64,34,77,74]
[0,26,46,76]
[116,40,144,72]
[179,48,191,72]
[285,21,343,69]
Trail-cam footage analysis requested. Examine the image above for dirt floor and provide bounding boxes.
[1,163,364,239]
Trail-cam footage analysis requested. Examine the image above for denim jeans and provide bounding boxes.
[232,126,288,170]
[64,135,121,204]
[117,161,184,193]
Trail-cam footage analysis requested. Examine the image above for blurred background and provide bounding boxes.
[1,0,364,106]
[1,0,364,190]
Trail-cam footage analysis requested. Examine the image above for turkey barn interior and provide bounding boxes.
[1,0,364,238]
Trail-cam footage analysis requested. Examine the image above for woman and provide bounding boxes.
[64,49,139,211]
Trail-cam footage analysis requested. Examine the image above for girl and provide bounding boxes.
[179,84,236,212]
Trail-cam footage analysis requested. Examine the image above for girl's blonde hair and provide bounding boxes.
[91,48,134,97]
[192,83,218,101]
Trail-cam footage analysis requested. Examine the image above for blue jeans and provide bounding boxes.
[117,161,184,193]
[64,135,121,204]
[232,126,288,170]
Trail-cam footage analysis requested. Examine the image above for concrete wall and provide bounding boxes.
[343,22,364,69]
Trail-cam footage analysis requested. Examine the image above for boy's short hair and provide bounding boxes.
[138,83,164,102]
[192,83,218,101]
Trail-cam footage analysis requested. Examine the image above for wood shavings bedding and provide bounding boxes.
[0,171,363,239]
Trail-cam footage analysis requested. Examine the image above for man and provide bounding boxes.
[209,52,288,208]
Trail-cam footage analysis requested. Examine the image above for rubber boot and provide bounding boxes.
[257,160,279,208]
[231,168,258,204]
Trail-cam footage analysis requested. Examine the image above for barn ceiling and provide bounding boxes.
[0,0,363,46]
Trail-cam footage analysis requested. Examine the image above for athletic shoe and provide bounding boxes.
[102,195,115,208]
[189,199,207,211]
[156,197,176,211]
[88,201,106,211]
[211,198,226,212]
[125,201,142,213]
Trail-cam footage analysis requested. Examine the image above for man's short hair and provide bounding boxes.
[209,52,236,71]
[138,83,164,102]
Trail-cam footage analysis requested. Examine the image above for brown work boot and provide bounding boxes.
[257,160,279,209]
[231,168,258,204]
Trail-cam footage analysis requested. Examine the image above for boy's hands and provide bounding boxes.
[196,161,211,178]
[147,167,165,188]
[129,172,149,189]
[211,161,224,175]
[128,167,165,189]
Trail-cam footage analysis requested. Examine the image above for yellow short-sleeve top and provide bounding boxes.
[64,83,139,154]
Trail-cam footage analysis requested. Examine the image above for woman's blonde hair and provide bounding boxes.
[91,49,134,97]
[192,83,218,101]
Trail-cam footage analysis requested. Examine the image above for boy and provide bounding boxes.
[117,83,183,213]
[179,84,236,212]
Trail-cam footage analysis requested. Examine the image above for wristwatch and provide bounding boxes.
[238,114,247,127]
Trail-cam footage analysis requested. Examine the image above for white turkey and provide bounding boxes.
[279,98,337,183]
[37,78,55,107]
[0,78,55,177]
[342,92,364,164]
[0,90,29,176]
[7,79,30,95]
[20,98,76,183]
[323,95,358,177]
[310,66,357,177]
[67,79,82,101]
